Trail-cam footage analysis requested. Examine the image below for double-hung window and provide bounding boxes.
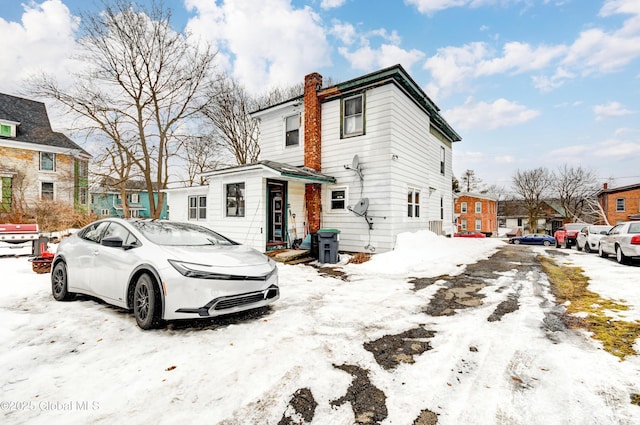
[408,188,420,218]
[188,195,207,220]
[440,147,445,175]
[285,114,300,147]
[41,182,54,200]
[461,202,467,214]
[475,219,482,231]
[40,152,55,171]
[342,94,363,137]
[461,219,467,230]
[616,198,625,212]
[226,183,245,217]
[330,188,346,211]
[475,202,482,213]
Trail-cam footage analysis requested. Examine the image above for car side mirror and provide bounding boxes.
[101,236,124,248]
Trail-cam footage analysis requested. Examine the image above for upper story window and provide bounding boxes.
[475,202,482,213]
[0,120,17,137]
[342,94,364,137]
[131,193,139,203]
[226,183,245,217]
[408,188,420,218]
[77,160,88,178]
[40,152,56,171]
[440,147,445,175]
[616,198,625,212]
[461,202,467,213]
[285,114,300,147]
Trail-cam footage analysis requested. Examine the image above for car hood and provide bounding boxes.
[159,244,270,267]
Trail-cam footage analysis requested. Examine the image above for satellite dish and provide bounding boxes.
[352,155,360,171]
[349,198,369,216]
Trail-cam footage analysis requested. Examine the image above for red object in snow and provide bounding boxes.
[0,224,39,243]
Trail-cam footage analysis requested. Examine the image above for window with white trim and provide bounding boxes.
[461,202,467,213]
[188,195,207,220]
[1,124,12,137]
[285,114,300,147]
[40,152,55,171]
[131,193,139,203]
[461,219,467,230]
[41,182,54,200]
[440,147,445,175]
[475,202,482,213]
[226,183,245,217]
[475,219,482,231]
[440,196,444,219]
[342,94,363,137]
[330,188,347,211]
[408,188,420,218]
[616,198,625,212]
[101,209,110,216]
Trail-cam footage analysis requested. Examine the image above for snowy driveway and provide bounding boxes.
[1,233,639,424]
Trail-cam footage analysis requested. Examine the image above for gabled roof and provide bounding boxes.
[456,192,498,201]
[200,160,336,183]
[0,93,90,156]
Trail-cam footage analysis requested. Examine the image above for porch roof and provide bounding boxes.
[200,160,336,183]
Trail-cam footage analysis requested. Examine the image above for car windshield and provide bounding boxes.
[566,224,584,230]
[131,221,236,246]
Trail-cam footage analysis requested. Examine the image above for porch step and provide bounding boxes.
[268,249,313,264]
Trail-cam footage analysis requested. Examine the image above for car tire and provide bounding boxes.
[576,243,582,251]
[584,243,591,253]
[51,261,74,301]
[598,244,608,258]
[543,240,551,246]
[513,239,520,245]
[615,245,628,265]
[134,273,160,330]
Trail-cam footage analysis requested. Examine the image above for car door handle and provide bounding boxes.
[93,250,99,255]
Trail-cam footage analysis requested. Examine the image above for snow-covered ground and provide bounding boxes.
[1,232,639,424]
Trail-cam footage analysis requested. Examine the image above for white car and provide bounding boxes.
[598,221,640,265]
[51,219,279,329]
[576,225,612,253]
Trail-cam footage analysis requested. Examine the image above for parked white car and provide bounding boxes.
[576,225,612,253]
[52,219,279,329]
[598,221,640,264]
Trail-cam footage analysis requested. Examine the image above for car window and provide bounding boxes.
[131,221,236,246]
[610,224,623,235]
[81,221,110,243]
[628,223,640,234]
[103,223,140,247]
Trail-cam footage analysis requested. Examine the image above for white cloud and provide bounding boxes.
[423,42,489,94]
[330,21,357,45]
[320,0,347,9]
[0,0,80,93]
[475,42,566,75]
[495,155,515,164]
[405,0,472,15]
[593,101,635,120]
[185,0,331,93]
[443,97,540,130]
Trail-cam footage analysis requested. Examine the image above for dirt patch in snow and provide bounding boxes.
[278,388,317,425]
[331,364,388,424]
[364,327,436,370]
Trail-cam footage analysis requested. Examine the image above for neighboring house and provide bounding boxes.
[0,93,91,214]
[90,179,168,219]
[454,193,498,236]
[596,182,640,224]
[498,199,565,235]
[166,65,461,253]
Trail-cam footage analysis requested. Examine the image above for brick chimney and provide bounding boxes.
[603,183,608,190]
[304,72,323,233]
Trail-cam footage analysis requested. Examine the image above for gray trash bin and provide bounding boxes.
[317,228,340,264]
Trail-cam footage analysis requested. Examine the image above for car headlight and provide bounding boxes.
[168,259,277,281]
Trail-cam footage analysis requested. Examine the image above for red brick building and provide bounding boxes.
[454,193,498,236]
[597,183,640,224]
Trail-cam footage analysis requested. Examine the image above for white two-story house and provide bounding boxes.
[166,64,461,253]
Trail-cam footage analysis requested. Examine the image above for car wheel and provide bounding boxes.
[615,245,628,265]
[555,240,560,248]
[134,274,159,330]
[513,239,520,245]
[598,244,608,258]
[51,261,74,301]
[584,243,591,253]
[576,243,582,251]
[543,240,550,246]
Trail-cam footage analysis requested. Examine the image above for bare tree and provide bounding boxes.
[460,169,483,192]
[552,165,599,222]
[30,0,216,218]
[201,74,261,165]
[511,167,553,233]
[180,134,226,186]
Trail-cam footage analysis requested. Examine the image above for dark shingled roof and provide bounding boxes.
[0,93,90,156]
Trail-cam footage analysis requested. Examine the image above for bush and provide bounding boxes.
[1,201,98,232]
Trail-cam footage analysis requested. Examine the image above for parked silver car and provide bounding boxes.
[576,225,613,253]
[598,221,640,264]
[51,219,279,329]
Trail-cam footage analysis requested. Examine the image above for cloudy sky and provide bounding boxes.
[1,0,639,189]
